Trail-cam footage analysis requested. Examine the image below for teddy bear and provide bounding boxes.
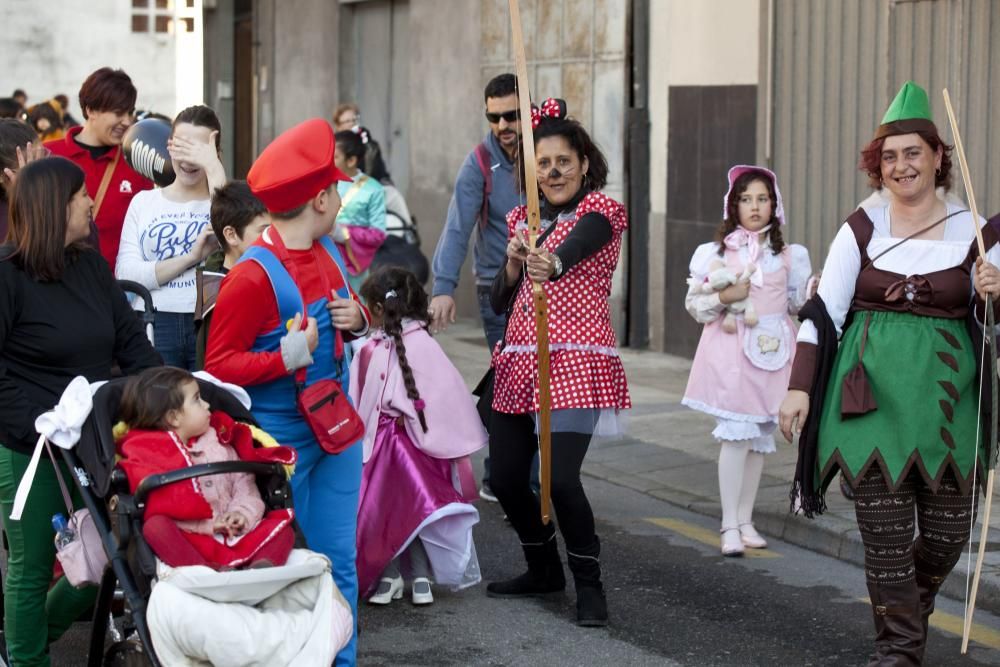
[692,260,758,333]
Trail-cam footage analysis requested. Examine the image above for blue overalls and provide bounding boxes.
[239,236,362,666]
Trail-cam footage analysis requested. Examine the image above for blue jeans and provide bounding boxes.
[477,285,506,353]
[154,311,197,370]
[477,285,539,492]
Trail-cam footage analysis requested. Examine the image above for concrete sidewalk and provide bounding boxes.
[436,321,1000,615]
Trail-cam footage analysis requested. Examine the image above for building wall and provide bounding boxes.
[203,0,237,176]
[647,0,761,353]
[254,0,341,150]
[405,0,483,318]
[0,0,201,121]
[770,0,1000,265]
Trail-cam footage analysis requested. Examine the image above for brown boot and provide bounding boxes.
[913,552,953,662]
[866,580,924,666]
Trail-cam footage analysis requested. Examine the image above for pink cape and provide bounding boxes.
[349,322,488,464]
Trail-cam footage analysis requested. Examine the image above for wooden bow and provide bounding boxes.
[943,87,998,654]
[509,0,553,524]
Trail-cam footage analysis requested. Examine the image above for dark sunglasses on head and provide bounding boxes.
[485,109,520,123]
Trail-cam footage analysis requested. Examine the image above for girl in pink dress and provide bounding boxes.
[350,267,486,606]
[682,165,813,557]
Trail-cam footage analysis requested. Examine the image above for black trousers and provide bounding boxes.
[488,411,595,549]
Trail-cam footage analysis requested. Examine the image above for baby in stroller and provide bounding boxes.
[82,368,354,665]
[116,367,296,570]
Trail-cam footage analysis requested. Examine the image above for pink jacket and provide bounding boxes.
[174,426,266,535]
[349,321,488,463]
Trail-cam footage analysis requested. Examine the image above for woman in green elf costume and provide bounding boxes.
[779,81,1000,666]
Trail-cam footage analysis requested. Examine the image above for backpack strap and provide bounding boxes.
[316,236,353,301]
[239,245,306,328]
[474,142,493,229]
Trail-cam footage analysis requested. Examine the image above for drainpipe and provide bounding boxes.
[626,0,650,349]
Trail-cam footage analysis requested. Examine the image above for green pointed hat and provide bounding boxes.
[875,81,937,139]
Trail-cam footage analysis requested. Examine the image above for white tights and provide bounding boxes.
[718,439,766,529]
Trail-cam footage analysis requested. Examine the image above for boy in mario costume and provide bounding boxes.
[205,118,370,666]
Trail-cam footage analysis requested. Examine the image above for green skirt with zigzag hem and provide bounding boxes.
[817,310,985,495]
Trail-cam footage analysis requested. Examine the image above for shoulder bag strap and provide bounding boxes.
[867,209,967,267]
[43,440,77,519]
[92,149,122,221]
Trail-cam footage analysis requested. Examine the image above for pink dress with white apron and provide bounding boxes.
[682,242,811,452]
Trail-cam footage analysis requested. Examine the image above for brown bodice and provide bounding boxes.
[846,208,998,320]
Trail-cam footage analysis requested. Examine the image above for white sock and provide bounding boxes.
[718,440,751,529]
[737,451,765,526]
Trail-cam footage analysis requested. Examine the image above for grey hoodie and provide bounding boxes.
[431,131,521,296]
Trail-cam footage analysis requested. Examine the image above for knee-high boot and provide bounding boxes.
[912,549,954,662]
[567,537,607,627]
[866,580,924,666]
[486,528,565,598]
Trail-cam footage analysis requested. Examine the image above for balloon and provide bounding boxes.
[122,118,175,187]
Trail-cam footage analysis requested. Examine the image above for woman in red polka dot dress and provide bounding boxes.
[483,98,630,628]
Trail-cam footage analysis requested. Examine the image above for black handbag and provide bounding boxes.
[472,368,495,428]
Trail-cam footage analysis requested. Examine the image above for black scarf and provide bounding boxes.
[790,294,839,517]
[540,187,590,222]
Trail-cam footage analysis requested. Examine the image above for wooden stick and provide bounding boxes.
[944,87,993,654]
[942,89,985,256]
[509,0,552,524]
[963,469,995,653]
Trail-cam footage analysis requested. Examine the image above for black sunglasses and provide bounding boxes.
[485,109,520,123]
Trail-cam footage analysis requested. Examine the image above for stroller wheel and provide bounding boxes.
[103,638,151,667]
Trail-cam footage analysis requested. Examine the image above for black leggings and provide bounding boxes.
[488,411,595,549]
[853,467,977,583]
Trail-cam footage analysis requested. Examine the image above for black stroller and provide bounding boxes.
[62,377,295,666]
[371,209,430,286]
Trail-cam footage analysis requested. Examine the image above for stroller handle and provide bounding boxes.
[134,461,285,512]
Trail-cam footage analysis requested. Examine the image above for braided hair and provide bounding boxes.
[360,266,432,432]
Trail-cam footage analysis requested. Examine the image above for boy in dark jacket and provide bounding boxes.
[194,180,269,368]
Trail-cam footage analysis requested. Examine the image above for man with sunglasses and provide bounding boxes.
[430,73,523,502]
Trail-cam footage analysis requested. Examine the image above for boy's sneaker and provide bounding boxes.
[479,483,498,503]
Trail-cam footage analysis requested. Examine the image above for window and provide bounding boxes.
[180,17,194,32]
[131,1,176,34]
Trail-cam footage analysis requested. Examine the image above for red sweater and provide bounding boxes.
[204,234,369,387]
[46,126,153,266]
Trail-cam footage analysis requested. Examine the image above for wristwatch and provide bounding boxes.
[551,253,563,278]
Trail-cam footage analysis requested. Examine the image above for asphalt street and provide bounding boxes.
[42,458,1000,666]
[356,471,1000,667]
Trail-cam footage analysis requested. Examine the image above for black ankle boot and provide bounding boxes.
[486,532,565,598]
[567,537,607,627]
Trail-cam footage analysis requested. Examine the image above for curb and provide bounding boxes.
[584,466,1000,616]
